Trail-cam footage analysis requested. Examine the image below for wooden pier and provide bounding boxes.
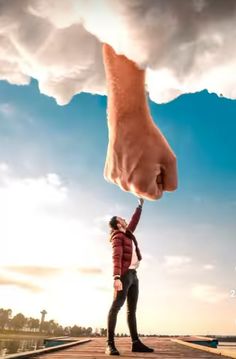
[6,337,234,359]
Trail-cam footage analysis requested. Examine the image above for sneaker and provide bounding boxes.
[105,342,120,356]
[132,339,154,352]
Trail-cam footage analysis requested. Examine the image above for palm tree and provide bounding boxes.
[0,308,12,330]
[10,313,26,330]
[27,317,40,332]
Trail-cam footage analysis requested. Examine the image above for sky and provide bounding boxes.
[0,78,235,336]
[1,0,236,105]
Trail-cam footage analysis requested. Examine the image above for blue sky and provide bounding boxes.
[0,79,235,335]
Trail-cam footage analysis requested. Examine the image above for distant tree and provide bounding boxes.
[40,321,48,333]
[33,318,40,331]
[71,325,82,337]
[27,317,34,331]
[0,308,12,329]
[100,328,107,337]
[85,327,93,336]
[94,327,101,336]
[48,320,59,334]
[54,325,64,336]
[64,326,71,336]
[10,313,27,330]
[0,307,108,338]
[41,320,58,334]
[27,317,40,332]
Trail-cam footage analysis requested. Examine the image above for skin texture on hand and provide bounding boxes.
[114,279,123,291]
[103,43,178,200]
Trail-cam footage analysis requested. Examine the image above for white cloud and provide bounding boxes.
[0,162,116,323]
[0,103,16,117]
[93,202,128,236]
[0,0,235,104]
[0,163,106,268]
[92,215,111,236]
[192,284,228,303]
[203,264,215,270]
[0,162,9,172]
[164,255,192,271]
[0,273,42,292]
[0,170,67,211]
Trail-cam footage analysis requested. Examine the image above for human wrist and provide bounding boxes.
[138,198,144,208]
[108,107,152,136]
[110,108,156,144]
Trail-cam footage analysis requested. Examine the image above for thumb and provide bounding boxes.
[162,156,178,192]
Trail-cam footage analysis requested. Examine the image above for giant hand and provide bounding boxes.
[103,44,177,200]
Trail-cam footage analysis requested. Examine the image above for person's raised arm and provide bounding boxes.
[127,198,144,233]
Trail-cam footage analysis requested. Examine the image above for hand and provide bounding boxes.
[103,43,178,200]
[104,121,177,200]
[138,198,144,206]
[114,279,123,291]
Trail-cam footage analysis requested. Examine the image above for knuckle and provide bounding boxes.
[115,176,129,191]
[129,177,149,195]
[167,154,177,166]
[129,176,164,200]
[104,167,118,184]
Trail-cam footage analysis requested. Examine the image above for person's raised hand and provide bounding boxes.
[138,198,144,207]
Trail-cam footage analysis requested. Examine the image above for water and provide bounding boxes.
[0,338,45,357]
[218,342,236,355]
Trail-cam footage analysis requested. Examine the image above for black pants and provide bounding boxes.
[107,269,139,343]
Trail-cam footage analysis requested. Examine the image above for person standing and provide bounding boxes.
[105,198,154,355]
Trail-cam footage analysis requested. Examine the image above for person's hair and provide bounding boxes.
[109,216,119,230]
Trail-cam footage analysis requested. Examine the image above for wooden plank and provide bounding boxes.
[177,335,217,342]
[173,338,235,358]
[34,337,233,358]
[4,339,91,359]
